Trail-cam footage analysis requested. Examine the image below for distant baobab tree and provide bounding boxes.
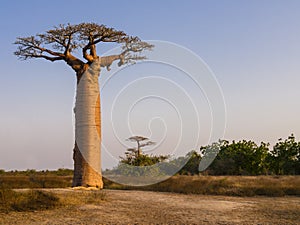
[119,136,168,168]
[14,23,153,188]
[126,136,156,157]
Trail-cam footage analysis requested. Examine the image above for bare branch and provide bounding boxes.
[127,136,149,142]
[43,24,81,53]
[22,54,64,62]
[100,54,122,71]
[140,141,156,148]
[99,37,153,70]
[120,37,154,64]
[65,34,72,55]
[82,34,97,63]
[82,45,94,62]
[14,36,65,60]
[14,22,154,73]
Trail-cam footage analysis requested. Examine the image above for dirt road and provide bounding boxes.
[1,189,299,224]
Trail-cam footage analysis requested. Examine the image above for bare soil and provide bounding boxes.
[1,189,299,225]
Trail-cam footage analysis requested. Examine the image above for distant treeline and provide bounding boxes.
[109,134,300,176]
[2,134,300,177]
[180,134,300,175]
[0,168,73,189]
[0,168,73,176]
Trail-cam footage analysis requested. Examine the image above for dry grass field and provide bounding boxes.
[0,189,300,224]
[1,175,300,224]
[105,175,300,197]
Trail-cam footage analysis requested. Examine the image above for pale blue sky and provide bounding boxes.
[0,0,300,170]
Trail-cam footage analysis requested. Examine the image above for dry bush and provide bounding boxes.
[0,187,107,213]
[85,190,107,204]
[56,189,107,207]
[0,188,60,212]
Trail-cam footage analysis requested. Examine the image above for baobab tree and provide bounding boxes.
[14,23,153,188]
[119,136,168,170]
[126,136,156,157]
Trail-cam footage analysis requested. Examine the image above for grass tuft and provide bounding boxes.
[85,190,107,204]
[0,188,60,212]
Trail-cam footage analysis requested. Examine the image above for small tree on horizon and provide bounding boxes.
[120,136,168,166]
[126,136,156,157]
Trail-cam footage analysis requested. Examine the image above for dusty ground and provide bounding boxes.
[1,189,300,225]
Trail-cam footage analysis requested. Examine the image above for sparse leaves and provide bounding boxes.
[14,22,154,73]
[127,136,149,143]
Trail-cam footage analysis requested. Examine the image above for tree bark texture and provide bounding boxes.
[72,58,103,188]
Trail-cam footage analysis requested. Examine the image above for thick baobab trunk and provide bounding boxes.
[72,58,103,188]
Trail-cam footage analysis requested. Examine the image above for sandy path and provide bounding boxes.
[1,189,300,224]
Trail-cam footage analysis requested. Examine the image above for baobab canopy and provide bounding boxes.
[14,22,153,74]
